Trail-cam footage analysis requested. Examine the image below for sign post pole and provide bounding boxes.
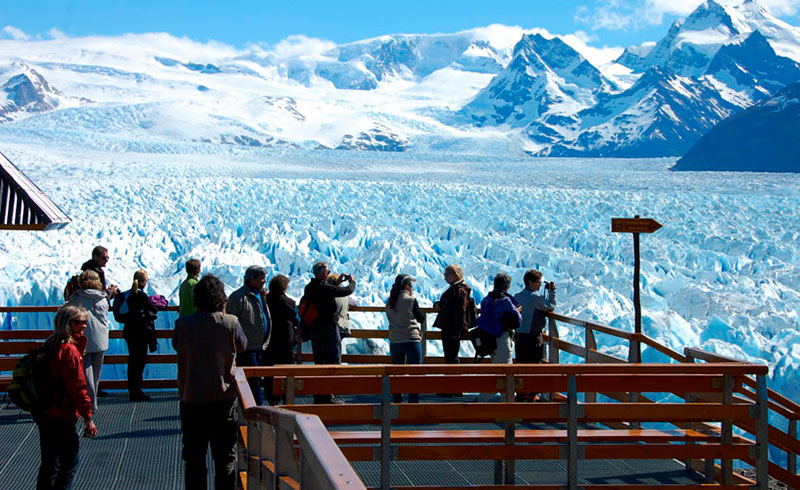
[611,215,662,363]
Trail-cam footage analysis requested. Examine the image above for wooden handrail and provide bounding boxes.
[240,363,766,376]
[234,367,365,489]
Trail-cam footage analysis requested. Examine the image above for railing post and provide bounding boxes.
[421,313,428,360]
[286,375,296,405]
[380,374,392,490]
[721,374,733,485]
[237,403,248,478]
[789,418,797,475]
[504,373,516,485]
[628,334,641,363]
[567,374,578,490]
[584,328,597,403]
[755,374,769,490]
[247,419,261,489]
[547,315,559,364]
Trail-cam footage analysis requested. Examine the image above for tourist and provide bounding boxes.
[386,274,425,403]
[477,273,522,365]
[81,246,119,298]
[66,270,110,411]
[173,275,247,490]
[226,266,271,406]
[34,305,98,490]
[178,259,202,317]
[263,274,299,405]
[326,272,353,339]
[432,264,471,364]
[514,269,557,401]
[303,261,356,404]
[113,269,158,402]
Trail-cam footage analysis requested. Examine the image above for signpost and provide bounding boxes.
[611,216,662,363]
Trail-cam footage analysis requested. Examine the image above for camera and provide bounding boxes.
[543,281,552,290]
[339,274,351,283]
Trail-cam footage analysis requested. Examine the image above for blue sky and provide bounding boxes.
[3,0,800,49]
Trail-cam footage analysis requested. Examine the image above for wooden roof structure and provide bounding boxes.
[0,150,70,230]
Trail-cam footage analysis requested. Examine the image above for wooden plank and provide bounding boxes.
[640,334,687,362]
[0,329,173,340]
[240,363,766,377]
[287,402,564,425]
[577,374,724,393]
[0,341,42,354]
[582,403,752,422]
[329,428,724,444]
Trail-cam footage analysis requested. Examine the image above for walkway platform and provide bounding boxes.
[1,392,705,489]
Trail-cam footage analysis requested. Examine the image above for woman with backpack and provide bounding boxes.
[113,269,158,402]
[67,269,110,413]
[35,305,98,489]
[386,274,426,403]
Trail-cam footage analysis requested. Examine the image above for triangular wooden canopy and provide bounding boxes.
[0,150,70,230]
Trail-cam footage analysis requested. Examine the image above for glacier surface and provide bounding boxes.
[0,138,797,408]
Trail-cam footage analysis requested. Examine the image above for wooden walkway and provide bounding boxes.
[1,392,705,489]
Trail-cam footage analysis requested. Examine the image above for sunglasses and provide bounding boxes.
[70,320,88,326]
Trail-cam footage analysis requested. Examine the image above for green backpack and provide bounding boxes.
[8,345,56,412]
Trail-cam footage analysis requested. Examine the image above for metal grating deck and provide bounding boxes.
[1,392,705,489]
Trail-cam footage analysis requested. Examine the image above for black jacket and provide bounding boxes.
[303,278,355,327]
[81,259,106,289]
[113,289,158,338]
[266,293,299,349]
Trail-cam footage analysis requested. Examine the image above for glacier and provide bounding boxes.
[0,138,797,408]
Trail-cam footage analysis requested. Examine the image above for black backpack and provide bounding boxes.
[466,295,478,331]
[8,345,56,412]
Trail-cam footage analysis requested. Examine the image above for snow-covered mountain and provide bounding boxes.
[0,0,799,157]
[528,0,800,156]
[617,0,800,76]
[673,79,800,171]
[462,33,612,128]
[0,65,89,123]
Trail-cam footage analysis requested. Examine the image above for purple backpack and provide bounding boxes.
[149,294,168,310]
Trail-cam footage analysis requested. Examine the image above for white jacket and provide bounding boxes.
[68,289,110,353]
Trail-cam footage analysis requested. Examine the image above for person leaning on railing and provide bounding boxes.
[34,305,98,490]
[112,269,158,402]
[514,269,556,402]
[173,274,247,490]
[303,261,356,405]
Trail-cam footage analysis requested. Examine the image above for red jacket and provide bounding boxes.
[45,339,92,423]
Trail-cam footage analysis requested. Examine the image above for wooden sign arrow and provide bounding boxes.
[611,217,662,234]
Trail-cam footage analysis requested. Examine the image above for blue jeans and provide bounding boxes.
[390,341,422,403]
[236,350,264,406]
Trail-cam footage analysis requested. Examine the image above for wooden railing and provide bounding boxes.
[237,363,771,489]
[2,305,799,488]
[234,369,366,490]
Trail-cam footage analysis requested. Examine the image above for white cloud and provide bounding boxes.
[2,25,30,41]
[760,0,800,15]
[560,31,625,66]
[577,0,800,32]
[271,35,337,60]
[46,28,68,40]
